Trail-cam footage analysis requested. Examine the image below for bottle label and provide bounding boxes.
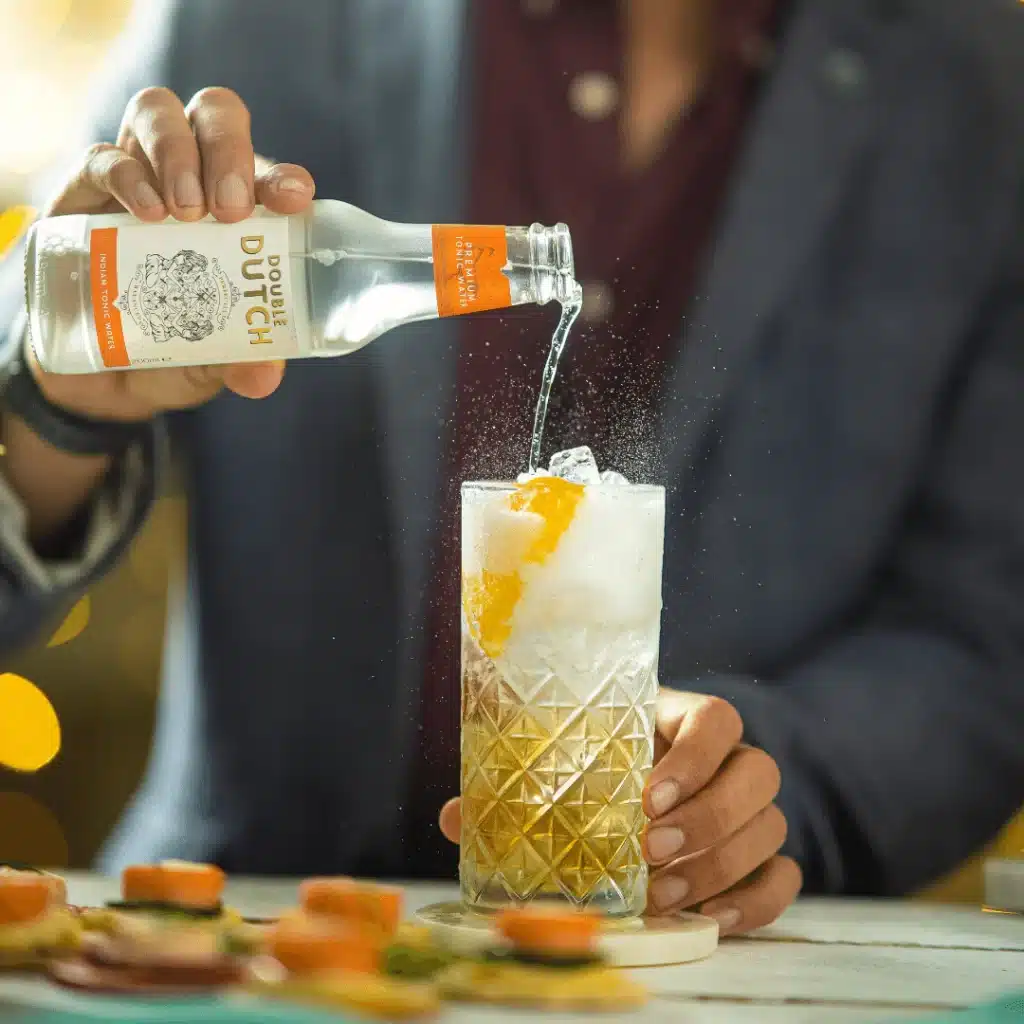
[89,215,303,368]
[431,225,512,318]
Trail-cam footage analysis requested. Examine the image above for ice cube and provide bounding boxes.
[548,446,601,485]
[599,470,630,486]
[516,469,551,484]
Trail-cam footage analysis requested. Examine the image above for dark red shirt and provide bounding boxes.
[408,0,781,871]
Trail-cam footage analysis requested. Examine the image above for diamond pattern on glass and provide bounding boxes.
[460,631,657,915]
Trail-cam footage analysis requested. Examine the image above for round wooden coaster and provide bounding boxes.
[414,902,719,967]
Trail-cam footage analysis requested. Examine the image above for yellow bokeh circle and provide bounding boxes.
[46,595,91,647]
[0,672,61,772]
[0,205,36,261]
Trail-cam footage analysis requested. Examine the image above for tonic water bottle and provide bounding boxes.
[22,201,575,373]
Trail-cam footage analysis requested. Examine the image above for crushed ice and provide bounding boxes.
[517,446,631,486]
[549,446,601,484]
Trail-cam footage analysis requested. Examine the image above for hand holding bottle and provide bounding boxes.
[3,87,309,545]
[31,85,314,422]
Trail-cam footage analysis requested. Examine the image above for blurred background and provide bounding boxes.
[0,0,180,871]
[0,0,1020,897]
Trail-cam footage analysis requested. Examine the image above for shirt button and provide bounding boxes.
[522,0,558,15]
[568,72,620,122]
[823,48,868,93]
[580,281,614,324]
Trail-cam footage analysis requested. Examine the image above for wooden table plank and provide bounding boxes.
[752,897,1024,951]
[632,938,1021,1008]
[444,1005,926,1023]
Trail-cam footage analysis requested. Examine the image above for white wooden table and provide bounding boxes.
[2,873,1021,1023]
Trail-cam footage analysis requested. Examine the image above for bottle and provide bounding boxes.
[22,201,576,374]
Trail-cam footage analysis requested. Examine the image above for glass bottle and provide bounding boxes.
[23,201,575,374]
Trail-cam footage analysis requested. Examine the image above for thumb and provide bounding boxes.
[120,360,284,414]
[439,798,461,844]
[222,360,286,399]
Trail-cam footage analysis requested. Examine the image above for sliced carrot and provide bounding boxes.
[0,867,65,905]
[269,913,382,976]
[496,906,601,956]
[0,874,53,925]
[299,878,403,938]
[122,861,225,909]
[43,872,68,905]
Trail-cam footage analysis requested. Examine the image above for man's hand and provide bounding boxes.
[3,86,315,543]
[34,84,317,420]
[439,690,802,936]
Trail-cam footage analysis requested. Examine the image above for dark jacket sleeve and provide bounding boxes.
[0,3,189,654]
[694,195,1024,897]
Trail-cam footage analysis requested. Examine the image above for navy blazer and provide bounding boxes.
[1,0,1023,895]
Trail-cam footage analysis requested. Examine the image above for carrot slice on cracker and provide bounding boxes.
[270,914,383,976]
[0,873,54,925]
[299,878,403,938]
[122,861,225,909]
[496,907,601,957]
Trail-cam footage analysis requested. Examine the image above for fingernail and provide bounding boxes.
[174,171,203,208]
[275,175,308,194]
[649,780,680,817]
[135,181,163,208]
[646,826,684,862]
[216,172,250,209]
[651,876,690,911]
[707,907,742,933]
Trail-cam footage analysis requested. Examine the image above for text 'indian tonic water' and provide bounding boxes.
[460,447,664,918]
[22,202,577,374]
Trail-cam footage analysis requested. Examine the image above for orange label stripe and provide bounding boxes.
[431,224,513,318]
[89,227,129,368]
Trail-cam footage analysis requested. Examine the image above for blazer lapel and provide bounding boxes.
[661,0,887,479]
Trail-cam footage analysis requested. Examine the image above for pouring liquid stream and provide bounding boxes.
[302,246,581,477]
[528,283,583,474]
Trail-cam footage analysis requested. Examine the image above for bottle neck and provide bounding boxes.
[505,223,577,306]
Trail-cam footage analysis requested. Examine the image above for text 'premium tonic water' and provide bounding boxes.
[460,451,664,917]
[22,202,576,373]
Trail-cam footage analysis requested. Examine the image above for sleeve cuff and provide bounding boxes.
[0,436,155,593]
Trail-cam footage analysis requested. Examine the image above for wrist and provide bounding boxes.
[0,410,111,547]
[0,314,151,457]
[30,347,153,426]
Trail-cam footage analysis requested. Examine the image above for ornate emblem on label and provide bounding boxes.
[115,249,242,344]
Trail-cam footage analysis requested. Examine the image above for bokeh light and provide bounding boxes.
[0,790,69,867]
[0,1,135,192]
[0,204,35,259]
[0,672,61,772]
[46,595,91,648]
[0,0,74,51]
